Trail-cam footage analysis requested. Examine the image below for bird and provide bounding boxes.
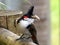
[15,6,40,45]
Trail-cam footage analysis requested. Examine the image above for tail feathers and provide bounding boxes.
[16,34,39,45]
[33,40,39,45]
[31,34,39,45]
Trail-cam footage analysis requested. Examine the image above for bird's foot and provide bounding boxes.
[16,37,21,41]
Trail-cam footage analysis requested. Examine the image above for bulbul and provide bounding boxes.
[15,6,40,45]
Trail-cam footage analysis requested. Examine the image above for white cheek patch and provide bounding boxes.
[28,18,34,23]
[24,18,34,24]
[19,18,34,28]
[19,20,29,28]
[24,18,28,20]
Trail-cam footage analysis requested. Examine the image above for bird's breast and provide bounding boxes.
[19,20,30,28]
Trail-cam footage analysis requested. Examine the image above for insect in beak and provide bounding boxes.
[32,15,40,20]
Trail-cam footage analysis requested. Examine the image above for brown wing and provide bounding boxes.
[27,24,39,45]
[28,24,37,36]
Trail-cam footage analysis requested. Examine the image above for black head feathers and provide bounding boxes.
[17,6,34,24]
[24,6,34,18]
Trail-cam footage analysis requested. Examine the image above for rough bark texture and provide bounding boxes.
[0,10,23,35]
[0,16,7,28]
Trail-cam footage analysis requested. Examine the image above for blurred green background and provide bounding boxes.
[51,0,59,45]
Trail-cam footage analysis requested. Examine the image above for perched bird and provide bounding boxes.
[15,6,40,45]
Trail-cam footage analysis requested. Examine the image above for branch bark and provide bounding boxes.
[0,28,21,45]
[0,28,36,45]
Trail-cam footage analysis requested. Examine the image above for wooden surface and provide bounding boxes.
[0,10,23,35]
[0,10,23,16]
[0,28,38,45]
[0,28,21,45]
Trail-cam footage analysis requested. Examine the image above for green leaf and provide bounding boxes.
[0,2,7,10]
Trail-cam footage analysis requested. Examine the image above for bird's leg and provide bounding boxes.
[16,34,24,41]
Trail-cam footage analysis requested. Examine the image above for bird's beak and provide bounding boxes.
[32,15,40,20]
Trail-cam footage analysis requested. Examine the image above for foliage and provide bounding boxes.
[0,2,7,10]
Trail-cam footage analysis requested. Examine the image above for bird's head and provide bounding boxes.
[17,6,40,24]
[22,6,40,21]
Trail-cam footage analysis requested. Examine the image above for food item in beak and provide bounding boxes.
[32,15,40,20]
